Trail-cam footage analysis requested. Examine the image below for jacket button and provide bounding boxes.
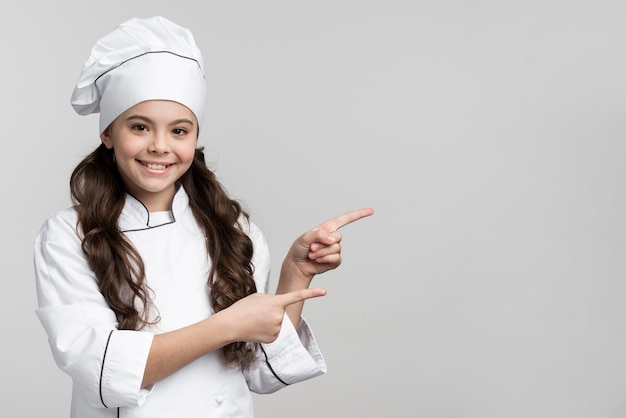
[215,396,224,405]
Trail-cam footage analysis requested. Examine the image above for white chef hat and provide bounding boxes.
[70,16,206,134]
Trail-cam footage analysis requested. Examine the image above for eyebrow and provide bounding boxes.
[125,115,195,126]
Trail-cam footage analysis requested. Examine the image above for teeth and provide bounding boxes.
[145,163,168,170]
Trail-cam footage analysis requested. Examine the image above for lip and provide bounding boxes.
[137,159,175,172]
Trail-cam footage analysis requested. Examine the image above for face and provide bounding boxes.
[101,100,198,212]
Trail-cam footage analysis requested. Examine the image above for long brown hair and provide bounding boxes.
[70,144,258,368]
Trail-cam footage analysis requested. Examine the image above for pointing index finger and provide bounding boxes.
[275,288,327,307]
[316,208,374,232]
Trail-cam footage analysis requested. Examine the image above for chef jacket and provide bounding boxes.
[34,187,326,417]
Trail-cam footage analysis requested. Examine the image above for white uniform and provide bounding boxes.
[34,187,326,417]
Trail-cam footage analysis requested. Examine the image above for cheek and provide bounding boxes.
[113,138,140,159]
[179,144,197,166]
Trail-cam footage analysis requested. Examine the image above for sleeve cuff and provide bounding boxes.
[100,330,154,408]
[260,314,327,385]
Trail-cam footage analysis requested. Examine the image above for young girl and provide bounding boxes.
[34,16,372,418]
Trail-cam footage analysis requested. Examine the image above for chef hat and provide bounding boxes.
[70,16,206,134]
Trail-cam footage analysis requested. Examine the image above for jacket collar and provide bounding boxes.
[118,186,189,232]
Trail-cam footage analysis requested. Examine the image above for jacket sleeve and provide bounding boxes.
[243,221,327,394]
[34,211,154,409]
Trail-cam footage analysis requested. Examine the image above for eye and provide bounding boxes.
[132,124,148,132]
[172,128,188,136]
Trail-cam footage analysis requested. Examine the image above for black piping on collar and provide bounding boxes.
[120,186,182,233]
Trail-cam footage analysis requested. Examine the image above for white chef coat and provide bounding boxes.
[34,187,326,417]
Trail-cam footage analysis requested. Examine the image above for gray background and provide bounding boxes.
[3,0,626,417]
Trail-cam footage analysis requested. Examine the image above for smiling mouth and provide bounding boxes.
[140,161,173,170]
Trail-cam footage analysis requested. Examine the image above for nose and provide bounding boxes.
[148,130,169,154]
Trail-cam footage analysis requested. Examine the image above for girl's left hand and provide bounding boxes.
[284,207,374,281]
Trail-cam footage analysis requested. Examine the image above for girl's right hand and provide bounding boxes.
[221,288,327,344]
